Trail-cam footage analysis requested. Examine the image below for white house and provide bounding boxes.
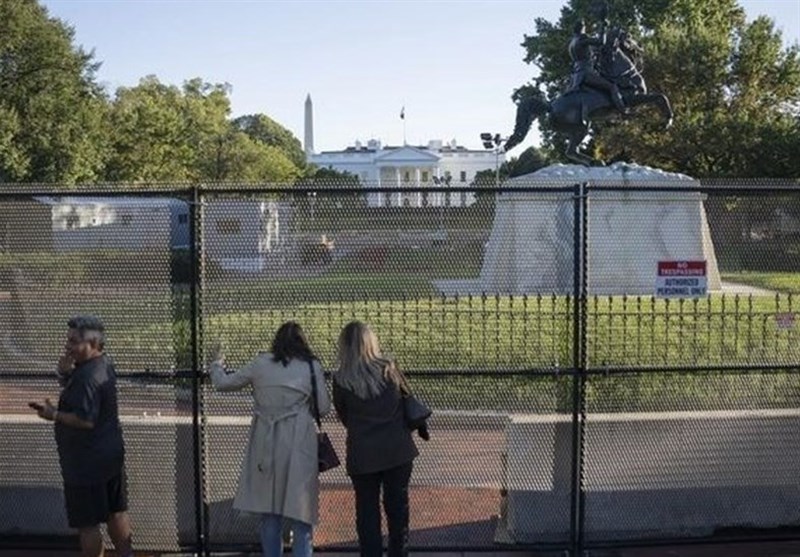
[304,95,502,207]
[309,139,502,207]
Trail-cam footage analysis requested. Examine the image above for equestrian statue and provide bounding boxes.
[504,11,673,166]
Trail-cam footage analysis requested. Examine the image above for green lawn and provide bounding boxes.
[722,272,800,294]
[7,273,799,412]
[12,281,797,373]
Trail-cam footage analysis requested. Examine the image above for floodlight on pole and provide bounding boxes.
[480,132,507,187]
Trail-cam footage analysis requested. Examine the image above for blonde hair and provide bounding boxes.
[334,321,407,399]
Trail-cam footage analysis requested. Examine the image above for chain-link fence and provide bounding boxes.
[1,179,798,555]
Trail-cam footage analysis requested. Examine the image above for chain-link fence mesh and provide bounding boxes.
[198,188,573,549]
[0,194,195,551]
[1,180,798,554]
[585,187,799,369]
[581,180,800,545]
[583,371,800,543]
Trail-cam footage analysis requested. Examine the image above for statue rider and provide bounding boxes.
[568,18,627,114]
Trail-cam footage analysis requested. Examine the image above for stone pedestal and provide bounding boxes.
[438,163,721,296]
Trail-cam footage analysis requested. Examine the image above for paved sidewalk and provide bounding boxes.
[590,540,800,556]
[4,542,800,556]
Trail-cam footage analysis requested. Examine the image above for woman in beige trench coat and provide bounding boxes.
[209,321,331,557]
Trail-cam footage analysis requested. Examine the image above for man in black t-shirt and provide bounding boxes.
[30,315,133,557]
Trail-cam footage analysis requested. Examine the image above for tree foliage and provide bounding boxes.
[300,166,361,187]
[0,0,108,183]
[104,77,207,182]
[232,114,306,170]
[104,77,302,184]
[211,132,301,183]
[519,0,800,177]
[473,146,552,185]
[0,1,307,185]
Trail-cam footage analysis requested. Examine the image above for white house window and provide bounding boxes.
[403,171,410,183]
[460,171,467,182]
[422,171,429,182]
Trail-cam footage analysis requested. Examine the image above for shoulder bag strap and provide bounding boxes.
[308,359,323,430]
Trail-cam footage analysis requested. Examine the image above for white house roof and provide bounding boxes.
[373,146,440,165]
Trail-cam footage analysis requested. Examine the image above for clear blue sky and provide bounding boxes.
[42,0,800,156]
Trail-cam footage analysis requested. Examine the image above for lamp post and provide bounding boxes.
[432,174,452,235]
[307,190,317,230]
[480,132,507,187]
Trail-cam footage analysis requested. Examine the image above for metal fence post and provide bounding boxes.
[570,181,588,556]
[579,181,589,553]
[188,185,207,555]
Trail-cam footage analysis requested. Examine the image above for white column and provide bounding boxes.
[376,168,383,207]
[415,168,422,207]
[395,167,402,206]
[435,168,444,207]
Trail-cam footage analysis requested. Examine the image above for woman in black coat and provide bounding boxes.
[332,321,419,557]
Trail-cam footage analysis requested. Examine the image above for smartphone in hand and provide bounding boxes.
[28,402,44,412]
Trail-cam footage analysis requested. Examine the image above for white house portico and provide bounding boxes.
[374,145,441,207]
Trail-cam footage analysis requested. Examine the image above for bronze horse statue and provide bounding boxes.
[504,26,673,166]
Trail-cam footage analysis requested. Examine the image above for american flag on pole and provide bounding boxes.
[400,106,405,120]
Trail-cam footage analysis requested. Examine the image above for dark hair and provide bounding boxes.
[67,314,105,349]
[271,321,315,366]
[573,19,585,34]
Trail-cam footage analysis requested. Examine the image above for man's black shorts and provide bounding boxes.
[63,467,128,528]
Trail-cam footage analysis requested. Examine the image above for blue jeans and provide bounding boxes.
[260,513,313,557]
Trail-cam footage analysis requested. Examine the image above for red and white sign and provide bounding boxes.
[655,260,708,298]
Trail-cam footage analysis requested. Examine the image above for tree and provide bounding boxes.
[206,131,301,183]
[472,146,552,186]
[518,0,800,177]
[507,146,552,177]
[232,114,306,170]
[299,166,360,187]
[105,76,201,182]
[0,0,109,183]
[104,77,302,183]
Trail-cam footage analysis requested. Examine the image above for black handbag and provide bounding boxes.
[403,393,432,430]
[309,360,340,473]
